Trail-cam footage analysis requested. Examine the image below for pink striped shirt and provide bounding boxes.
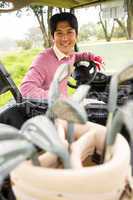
[20,48,97,99]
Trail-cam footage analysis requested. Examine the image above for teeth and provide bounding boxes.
[61,44,70,46]
[63,45,69,47]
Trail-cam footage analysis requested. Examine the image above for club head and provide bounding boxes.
[106,63,133,142]
[104,102,133,162]
[108,62,133,113]
[49,99,87,124]
[21,115,71,168]
[0,139,36,184]
[117,62,133,84]
[0,123,25,140]
[104,63,133,162]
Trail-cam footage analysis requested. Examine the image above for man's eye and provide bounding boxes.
[56,32,63,35]
[68,30,74,33]
[68,30,75,35]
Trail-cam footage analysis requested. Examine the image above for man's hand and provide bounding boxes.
[94,56,105,70]
[90,54,105,70]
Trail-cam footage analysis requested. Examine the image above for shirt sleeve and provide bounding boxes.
[75,52,104,70]
[75,51,96,62]
[20,64,49,100]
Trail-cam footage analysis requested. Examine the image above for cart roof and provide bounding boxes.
[0,0,115,13]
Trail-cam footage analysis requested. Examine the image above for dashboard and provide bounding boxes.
[84,72,133,125]
[88,72,133,105]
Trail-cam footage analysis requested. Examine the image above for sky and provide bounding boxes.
[0,7,99,40]
[0,12,37,39]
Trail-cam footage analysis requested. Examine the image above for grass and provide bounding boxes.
[0,48,42,107]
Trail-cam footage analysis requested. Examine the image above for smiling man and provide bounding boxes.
[20,12,103,99]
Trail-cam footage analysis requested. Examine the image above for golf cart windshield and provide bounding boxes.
[0,0,133,105]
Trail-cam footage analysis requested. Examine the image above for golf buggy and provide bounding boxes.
[0,0,133,200]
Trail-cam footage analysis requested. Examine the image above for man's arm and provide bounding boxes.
[20,66,49,99]
[75,52,104,70]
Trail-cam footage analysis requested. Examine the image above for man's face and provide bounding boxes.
[53,21,77,55]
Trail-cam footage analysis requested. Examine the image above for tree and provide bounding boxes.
[26,27,43,48]
[114,18,129,39]
[99,11,115,41]
[16,40,32,50]
[30,6,71,47]
[95,22,105,40]
[0,3,54,48]
[79,23,97,41]
[0,2,72,47]
[113,0,133,40]
[126,0,133,39]
[30,5,53,48]
[99,0,133,41]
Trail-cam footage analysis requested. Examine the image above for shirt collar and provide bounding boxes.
[53,44,69,61]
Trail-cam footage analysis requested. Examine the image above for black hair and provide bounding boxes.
[49,12,78,37]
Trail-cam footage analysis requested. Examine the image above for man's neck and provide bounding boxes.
[53,45,72,60]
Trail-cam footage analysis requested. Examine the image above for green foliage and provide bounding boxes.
[16,40,33,50]
[26,27,43,48]
[78,21,127,42]
[78,22,106,41]
[30,5,46,15]
[96,24,105,40]
[79,22,97,41]
[113,26,126,38]
[0,48,42,106]
[0,92,11,108]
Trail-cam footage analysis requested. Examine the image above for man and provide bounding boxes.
[20,12,103,99]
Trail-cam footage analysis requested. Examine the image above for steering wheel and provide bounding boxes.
[68,60,97,89]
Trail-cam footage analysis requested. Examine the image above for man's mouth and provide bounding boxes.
[61,43,70,48]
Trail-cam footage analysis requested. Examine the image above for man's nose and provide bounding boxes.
[62,33,68,40]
